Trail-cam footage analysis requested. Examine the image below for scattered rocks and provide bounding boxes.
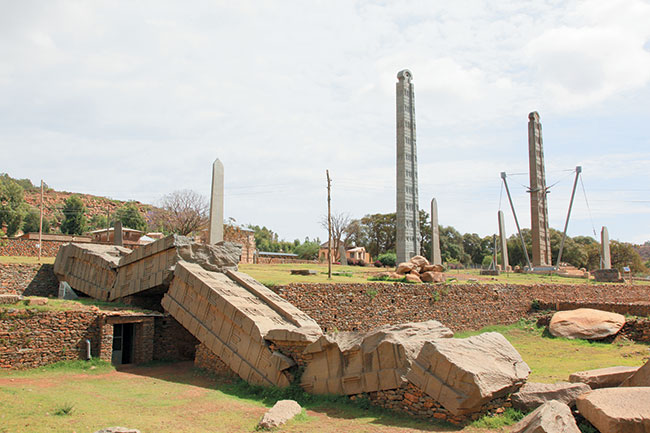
[549,308,625,340]
[396,262,416,274]
[258,400,302,430]
[27,297,48,306]
[420,271,444,283]
[569,366,639,389]
[94,427,141,433]
[620,359,650,387]
[406,332,530,415]
[511,381,591,411]
[576,387,650,433]
[405,274,422,283]
[511,400,580,433]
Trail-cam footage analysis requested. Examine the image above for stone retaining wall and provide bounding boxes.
[272,282,650,333]
[0,238,65,257]
[0,263,58,297]
[0,309,104,369]
[537,300,650,317]
[194,342,236,376]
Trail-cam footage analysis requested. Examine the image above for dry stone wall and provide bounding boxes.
[0,263,58,297]
[272,282,650,333]
[0,238,64,257]
[0,309,104,369]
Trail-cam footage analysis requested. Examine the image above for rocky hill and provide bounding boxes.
[23,188,152,225]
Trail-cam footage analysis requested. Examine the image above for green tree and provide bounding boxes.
[418,209,432,259]
[60,195,87,235]
[115,201,147,231]
[22,208,51,234]
[88,214,108,231]
[294,240,320,260]
[358,213,396,258]
[0,175,27,236]
[610,241,646,273]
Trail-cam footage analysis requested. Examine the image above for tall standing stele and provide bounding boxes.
[396,69,420,264]
[208,158,224,244]
[528,112,552,267]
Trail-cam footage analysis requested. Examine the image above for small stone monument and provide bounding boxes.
[430,198,441,265]
[114,220,123,247]
[498,210,510,271]
[209,159,224,244]
[339,244,348,266]
[601,226,611,269]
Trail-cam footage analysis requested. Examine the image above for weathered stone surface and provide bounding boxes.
[258,400,302,430]
[0,294,21,304]
[405,274,422,283]
[410,255,429,269]
[592,269,623,283]
[162,262,322,388]
[406,332,530,415]
[301,321,453,395]
[421,271,445,283]
[569,366,639,389]
[511,381,591,411]
[549,308,625,340]
[576,387,650,433]
[620,359,650,387]
[396,262,415,274]
[94,428,141,433]
[422,264,444,273]
[511,400,580,433]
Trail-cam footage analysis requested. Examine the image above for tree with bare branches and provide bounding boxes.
[319,212,351,262]
[148,189,209,236]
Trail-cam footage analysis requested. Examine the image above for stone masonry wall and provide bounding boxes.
[154,315,199,361]
[0,263,58,297]
[194,342,236,376]
[272,282,650,333]
[0,309,104,369]
[0,238,65,257]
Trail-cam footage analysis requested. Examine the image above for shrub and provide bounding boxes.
[374,260,382,267]
[357,259,366,267]
[377,253,397,267]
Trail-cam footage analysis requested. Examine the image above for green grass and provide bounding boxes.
[0,255,56,264]
[0,297,155,314]
[456,319,649,383]
[470,408,523,429]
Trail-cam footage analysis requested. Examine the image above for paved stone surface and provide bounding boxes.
[576,387,650,433]
[406,332,530,415]
[301,320,453,395]
[620,359,650,387]
[511,400,580,433]
[258,400,302,430]
[569,366,639,389]
[549,308,625,340]
[511,381,591,411]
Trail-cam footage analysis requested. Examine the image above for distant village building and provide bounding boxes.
[199,224,256,264]
[317,242,371,264]
[89,227,145,247]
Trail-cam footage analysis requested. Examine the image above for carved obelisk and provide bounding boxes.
[528,112,552,267]
[498,210,509,271]
[396,69,420,264]
[208,158,224,244]
[601,226,611,269]
[431,198,441,265]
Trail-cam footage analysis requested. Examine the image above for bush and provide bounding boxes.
[374,260,382,267]
[358,259,366,267]
[377,253,397,267]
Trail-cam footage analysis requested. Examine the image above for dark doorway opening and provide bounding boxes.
[111,323,135,365]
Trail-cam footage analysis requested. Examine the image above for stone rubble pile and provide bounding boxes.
[389,255,445,283]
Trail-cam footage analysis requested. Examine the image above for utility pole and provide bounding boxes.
[327,170,332,280]
[501,172,533,270]
[38,180,43,263]
[106,205,110,243]
[556,166,582,267]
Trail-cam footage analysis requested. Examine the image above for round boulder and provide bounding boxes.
[549,308,625,340]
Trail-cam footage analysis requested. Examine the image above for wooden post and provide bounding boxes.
[327,170,332,280]
[38,180,43,263]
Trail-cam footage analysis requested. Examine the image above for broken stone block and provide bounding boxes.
[258,400,302,430]
[576,387,650,433]
[406,332,530,416]
[301,321,453,395]
[511,400,580,433]
[409,255,429,269]
[549,308,625,340]
[511,381,591,411]
[620,359,650,387]
[396,262,415,274]
[569,366,639,389]
[27,297,48,306]
[405,274,421,283]
[420,271,444,283]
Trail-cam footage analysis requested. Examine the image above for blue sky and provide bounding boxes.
[2,0,650,243]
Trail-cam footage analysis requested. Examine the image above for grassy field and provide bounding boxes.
[0,322,647,433]
[0,255,56,264]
